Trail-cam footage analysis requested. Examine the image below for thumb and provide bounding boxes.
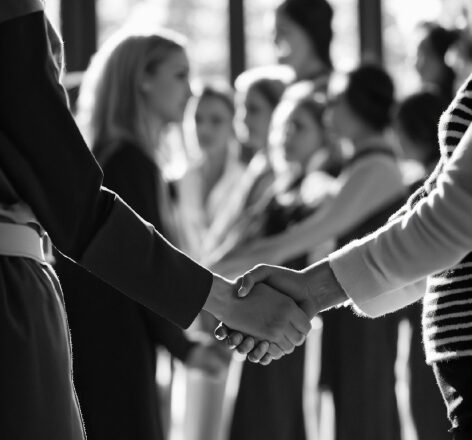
[237,265,270,297]
[214,322,230,340]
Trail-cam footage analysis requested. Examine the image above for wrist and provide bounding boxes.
[203,274,232,322]
[301,259,348,315]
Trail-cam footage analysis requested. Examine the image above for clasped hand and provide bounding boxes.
[203,269,313,364]
[209,260,346,365]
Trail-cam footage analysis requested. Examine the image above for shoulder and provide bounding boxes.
[348,150,401,176]
[102,141,156,175]
[0,1,44,24]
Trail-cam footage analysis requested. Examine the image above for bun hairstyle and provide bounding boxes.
[344,64,395,131]
[277,0,334,69]
[419,22,460,60]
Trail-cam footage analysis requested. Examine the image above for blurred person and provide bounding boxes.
[274,0,344,180]
[54,32,234,440]
[202,69,288,260]
[227,91,329,440]
[396,90,444,182]
[275,0,333,89]
[180,83,240,440]
[447,29,472,92]
[415,22,460,102]
[235,66,292,164]
[393,90,450,440]
[227,71,472,440]
[193,84,244,229]
[219,64,406,440]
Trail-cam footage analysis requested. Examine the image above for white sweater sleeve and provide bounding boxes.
[0,1,43,24]
[329,123,472,317]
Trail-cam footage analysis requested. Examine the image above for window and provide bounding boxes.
[96,0,230,81]
[45,0,61,30]
[383,0,466,96]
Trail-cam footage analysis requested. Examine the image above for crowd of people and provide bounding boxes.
[2,0,472,439]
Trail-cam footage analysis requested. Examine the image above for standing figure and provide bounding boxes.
[415,22,459,102]
[227,91,329,440]
[54,32,230,440]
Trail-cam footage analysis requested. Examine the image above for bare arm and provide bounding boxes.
[214,157,404,274]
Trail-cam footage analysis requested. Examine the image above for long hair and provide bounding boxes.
[76,31,185,164]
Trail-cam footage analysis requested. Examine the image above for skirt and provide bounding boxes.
[0,256,85,439]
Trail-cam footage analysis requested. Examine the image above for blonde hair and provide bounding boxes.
[76,30,185,164]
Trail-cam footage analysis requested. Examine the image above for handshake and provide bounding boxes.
[203,259,348,365]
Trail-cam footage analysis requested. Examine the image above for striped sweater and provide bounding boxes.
[412,75,472,364]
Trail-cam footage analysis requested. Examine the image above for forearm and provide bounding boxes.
[81,197,213,328]
[272,208,342,263]
[300,259,349,317]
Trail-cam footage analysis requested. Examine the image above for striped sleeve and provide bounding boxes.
[329,121,472,317]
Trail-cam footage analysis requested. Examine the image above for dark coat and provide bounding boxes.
[56,143,196,440]
[0,12,212,330]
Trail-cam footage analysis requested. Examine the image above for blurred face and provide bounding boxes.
[325,93,357,140]
[277,104,323,166]
[415,36,442,84]
[195,95,234,152]
[447,39,472,91]
[142,49,191,123]
[239,87,274,150]
[274,10,316,76]
[394,122,425,163]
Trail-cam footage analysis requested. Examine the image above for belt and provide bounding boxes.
[0,222,46,263]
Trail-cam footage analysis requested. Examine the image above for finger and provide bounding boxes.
[259,354,273,366]
[227,332,244,349]
[235,336,256,355]
[286,323,306,347]
[274,335,295,354]
[267,343,284,360]
[290,306,312,336]
[214,323,230,341]
[238,265,272,297]
[247,341,270,363]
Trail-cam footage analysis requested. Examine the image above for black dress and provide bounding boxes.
[319,150,406,440]
[230,177,311,440]
[55,143,196,440]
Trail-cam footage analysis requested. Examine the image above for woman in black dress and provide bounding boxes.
[55,32,228,440]
[217,91,330,440]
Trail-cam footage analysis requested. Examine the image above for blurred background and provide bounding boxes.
[47,2,472,440]
[47,0,469,98]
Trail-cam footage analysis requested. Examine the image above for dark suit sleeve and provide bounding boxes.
[0,12,212,328]
[103,147,197,360]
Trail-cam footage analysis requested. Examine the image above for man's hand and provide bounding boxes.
[215,260,348,363]
[204,274,311,356]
